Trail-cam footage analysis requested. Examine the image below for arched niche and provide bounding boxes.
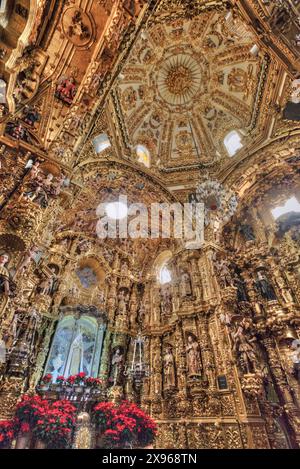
[5,1,42,112]
[44,308,107,382]
[152,250,173,284]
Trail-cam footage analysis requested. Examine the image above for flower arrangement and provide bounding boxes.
[15,394,49,431]
[32,400,76,449]
[66,375,76,386]
[56,375,65,384]
[14,394,76,449]
[65,372,86,386]
[93,401,116,434]
[74,372,86,385]
[0,420,14,449]
[119,401,157,448]
[41,374,52,385]
[9,394,156,449]
[103,414,136,448]
[92,401,157,449]
[39,373,103,390]
[51,400,77,416]
[85,377,102,388]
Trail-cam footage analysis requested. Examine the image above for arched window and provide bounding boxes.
[250,44,259,56]
[136,144,150,168]
[44,314,106,382]
[0,79,6,104]
[105,201,128,220]
[271,196,300,219]
[153,250,172,285]
[224,130,243,157]
[159,265,171,285]
[0,1,8,15]
[93,133,111,154]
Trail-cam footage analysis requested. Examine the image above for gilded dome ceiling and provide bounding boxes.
[110,10,273,174]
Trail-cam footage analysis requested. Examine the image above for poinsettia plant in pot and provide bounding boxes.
[56,375,65,386]
[119,401,157,448]
[102,414,136,449]
[92,401,157,449]
[75,372,86,385]
[93,402,136,449]
[0,420,14,449]
[13,394,77,449]
[85,377,102,389]
[66,375,76,386]
[32,400,76,449]
[14,394,49,448]
[93,401,116,435]
[15,395,49,431]
[66,372,86,390]
[40,374,52,389]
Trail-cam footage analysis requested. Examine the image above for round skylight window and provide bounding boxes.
[105,201,128,220]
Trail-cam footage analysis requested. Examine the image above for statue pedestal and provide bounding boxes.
[188,375,208,397]
[241,373,263,398]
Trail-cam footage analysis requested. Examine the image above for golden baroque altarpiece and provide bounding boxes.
[0,0,300,449]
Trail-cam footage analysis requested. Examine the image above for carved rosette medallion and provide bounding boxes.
[62,7,94,48]
[156,53,202,106]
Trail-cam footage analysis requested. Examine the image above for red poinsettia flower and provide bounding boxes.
[13,394,77,449]
[33,402,76,449]
[92,401,157,448]
[15,395,49,431]
[0,420,15,449]
[41,374,52,384]
[85,377,102,388]
[117,401,157,446]
[72,372,86,384]
[20,422,30,433]
[66,375,76,385]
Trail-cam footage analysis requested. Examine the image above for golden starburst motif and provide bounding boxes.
[157,53,202,105]
[165,65,192,96]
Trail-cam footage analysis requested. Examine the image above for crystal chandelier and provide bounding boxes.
[124,333,151,389]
